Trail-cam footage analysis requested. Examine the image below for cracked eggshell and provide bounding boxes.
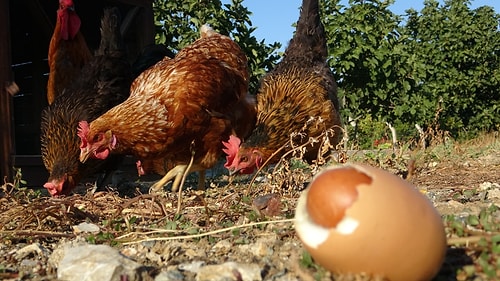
[294,164,447,281]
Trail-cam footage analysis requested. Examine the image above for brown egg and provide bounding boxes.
[294,164,447,281]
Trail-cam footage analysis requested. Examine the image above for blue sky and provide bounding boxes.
[222,0,499,50]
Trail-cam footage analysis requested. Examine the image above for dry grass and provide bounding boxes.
[1,129,499,280]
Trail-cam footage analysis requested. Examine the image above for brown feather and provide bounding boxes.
[224,0,342,175]
[79,25,251,191]
[47,0,92,105]
[41,7,132,196]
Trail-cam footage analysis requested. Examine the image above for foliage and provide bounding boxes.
[0,167,41,199]
[152,0,282,93]
[321,0,500,146]
[444,204,500,279]
[11,167,27,190]
[322,0,419,136]
[403,0,500,138]
[150,0,500,146]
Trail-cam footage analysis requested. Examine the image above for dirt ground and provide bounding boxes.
[0,134,499,281]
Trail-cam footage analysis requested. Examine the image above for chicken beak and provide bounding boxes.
[228,167,241,176]
[79,148,91,163]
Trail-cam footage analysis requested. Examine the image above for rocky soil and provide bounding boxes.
[1,135,499,281]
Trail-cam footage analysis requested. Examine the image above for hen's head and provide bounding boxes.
[222,135,262,175]
[78,121,116,163]
[58,0,80,40]
[43,173,75,196]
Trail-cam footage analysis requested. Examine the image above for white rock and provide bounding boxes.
[15,243,50,260]
[57,244,142,281]
[212,239,232,251]
[120,246,138,258]
[479,181,500,191]
[48,238,88,268]
[154,269,185,281]
[238,239,274,258]
[196,262,262,281]
[20,259,39,267]
[178,260,206,273]
[72,222,100,234]
[446,200,465,208]
[428,161,438,168]
[487,188,500,200]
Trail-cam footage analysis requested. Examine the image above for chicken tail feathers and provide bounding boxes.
[96,7,125,56]
[200,24,218,38]
[285,0,328,62]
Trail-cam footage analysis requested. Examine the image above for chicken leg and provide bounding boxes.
[149,164,206,193]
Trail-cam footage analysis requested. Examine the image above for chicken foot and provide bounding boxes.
[149,164,206,193]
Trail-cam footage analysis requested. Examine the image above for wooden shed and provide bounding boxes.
[0,0,156,187]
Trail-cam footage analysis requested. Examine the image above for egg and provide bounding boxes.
[294,164,447,281]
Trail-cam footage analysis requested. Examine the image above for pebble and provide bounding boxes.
[57,244,142,281]
[487,188,500,200]
[72,222,100,234]
[15,243,49,260]
[155,269,186,281]
[195,262,262,281]
[178,260,206,273]
[238,238,274,258]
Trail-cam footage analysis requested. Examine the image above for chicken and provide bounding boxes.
[78,25,251,192]
[47,0,92,105]
[135,90,256,188]
[132,44,175,78]
[223,0,342,175]
[41,7,132,196]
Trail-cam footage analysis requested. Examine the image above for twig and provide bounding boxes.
[116,218,295,245]
[245,144,288,196]
[112,194,161,218]
[0,230,75,239]
[415,123,426,150]
[385,121,398,149]
[447,234,499,246]
[246,128,335,196]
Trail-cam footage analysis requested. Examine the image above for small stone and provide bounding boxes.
[195,262,262,281]
[20,259,39,268]
[155,269,185,281]
[212,240,232,251]
[428,161,438,168]
[252,194,281,217]
[238,238,274,258]
[57,244,142,281]
[72,222,100,234]
[120,247,138,258]
[178,260,206,273]
[15,243,49,260]
[479,181,500,191]
[446,200,464,208]
[487,188,500,200]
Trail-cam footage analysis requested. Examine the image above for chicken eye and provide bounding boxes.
[240,156,248,163]
[93,134,101,142]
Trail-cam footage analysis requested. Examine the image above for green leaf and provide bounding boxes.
[466,214,479,226]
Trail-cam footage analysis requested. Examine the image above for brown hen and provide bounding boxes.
[223,0,342,175]
[47,0,92,105]
[78,25,251,192]
[135,91,256,189]
[41,7,132,196]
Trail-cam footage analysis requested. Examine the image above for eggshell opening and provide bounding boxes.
[295,164,447,281]
[305,166,371,228]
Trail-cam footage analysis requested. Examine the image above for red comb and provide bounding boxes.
[77,121,89,148]
[222,135,241,168]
